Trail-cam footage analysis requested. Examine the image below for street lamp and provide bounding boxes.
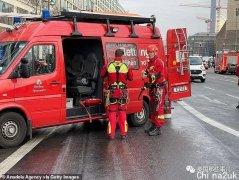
[44,0,55,10]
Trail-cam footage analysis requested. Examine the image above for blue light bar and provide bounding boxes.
[13,17,21,24]
[42,9,50,21]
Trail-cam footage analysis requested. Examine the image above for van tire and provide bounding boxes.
[129,101,149,127]
[0,112,27,148]
[201,79,205,83]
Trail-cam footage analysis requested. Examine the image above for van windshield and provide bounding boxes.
[189,57,202,65]
[0,41,27,74]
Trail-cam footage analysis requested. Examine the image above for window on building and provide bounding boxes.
[236,8,239,16]
[17,7,28,14]
[0,1,13,25]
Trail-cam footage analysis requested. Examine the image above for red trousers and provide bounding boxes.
[107,103,128,138]
[149,86,166,127]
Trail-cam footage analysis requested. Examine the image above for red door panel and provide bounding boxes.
[167,28,191,101]
[14,41,63,128]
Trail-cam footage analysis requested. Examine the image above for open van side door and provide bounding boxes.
[166,28,191,101]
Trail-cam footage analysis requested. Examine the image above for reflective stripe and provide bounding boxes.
[107,122,111,134]
[112,82,125,86]
[124,121,128,133]
[164,114,172,119]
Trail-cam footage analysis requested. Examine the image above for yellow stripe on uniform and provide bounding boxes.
[107,122,112,134]
[158,115,164,119]
[124,121,128,132]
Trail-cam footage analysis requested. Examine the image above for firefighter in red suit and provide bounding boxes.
[236,65,239,108]
[142,45,166,136]
[101,49,133,139]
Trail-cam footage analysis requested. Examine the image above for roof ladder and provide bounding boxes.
[71,16,82,36]
[175,28,188,75]
[43,11,161,39]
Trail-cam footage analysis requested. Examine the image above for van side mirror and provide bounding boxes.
[8,66,20,79]
[20,58,31,78]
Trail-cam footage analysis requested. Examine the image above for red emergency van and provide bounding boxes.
[214,50,239,74]
[0,11,191,148]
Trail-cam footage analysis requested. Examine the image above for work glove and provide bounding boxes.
[151,74,156,83]
[142,70,148,80]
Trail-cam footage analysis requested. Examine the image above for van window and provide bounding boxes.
[189,56,202,65]
[23,45,55,75]
[0,41,26,74]
[105,43,139,69]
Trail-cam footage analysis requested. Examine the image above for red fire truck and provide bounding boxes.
[0,11,191,148]
[214,50,239,74]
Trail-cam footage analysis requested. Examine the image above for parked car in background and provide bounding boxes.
[189,55,206,82]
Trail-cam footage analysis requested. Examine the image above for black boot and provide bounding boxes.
[148,127,161,136]
[144,123,156,133]
[121,135,127,139]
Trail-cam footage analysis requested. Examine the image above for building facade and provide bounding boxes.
[94,0,124,12]
[188,33,216,57]
[226,0,239,31]
[216,0,239,51]
[0,0,125,31]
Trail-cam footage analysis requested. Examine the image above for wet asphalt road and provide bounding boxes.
[0,68,239,180]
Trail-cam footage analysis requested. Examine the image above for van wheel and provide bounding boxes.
[0,112,27,148]
[129,101,149,127]
[201,79,206,83]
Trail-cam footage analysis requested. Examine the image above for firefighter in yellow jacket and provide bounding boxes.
[101,49,133,139]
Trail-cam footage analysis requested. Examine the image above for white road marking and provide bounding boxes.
[178,101,239,138]
[199,95,211,101]
[0,129,56,176]
[199,95,227,105]
[204,86,215,91]
[226,94,239,100]
[207,76,237,83]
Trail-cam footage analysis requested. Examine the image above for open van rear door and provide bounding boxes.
[166,28,191,101]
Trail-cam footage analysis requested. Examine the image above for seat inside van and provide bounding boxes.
[62,39,103,107]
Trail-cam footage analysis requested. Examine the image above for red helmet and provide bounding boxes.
[147,45,158,52]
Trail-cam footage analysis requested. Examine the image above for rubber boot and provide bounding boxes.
[121,135,127,139]
[144,123,156,133]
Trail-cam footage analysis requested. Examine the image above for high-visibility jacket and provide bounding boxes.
[101,57,133,86]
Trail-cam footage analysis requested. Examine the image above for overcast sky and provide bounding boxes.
[120,0,228,39]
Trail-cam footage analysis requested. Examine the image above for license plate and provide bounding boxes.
[191,74,198,77]
[173,86,188,93]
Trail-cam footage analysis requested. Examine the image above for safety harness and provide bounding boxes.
[107,61,129,105]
